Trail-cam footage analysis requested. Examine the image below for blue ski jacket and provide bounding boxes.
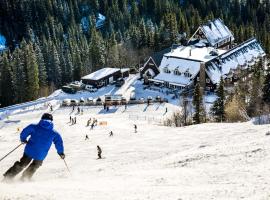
[20,119,64,161]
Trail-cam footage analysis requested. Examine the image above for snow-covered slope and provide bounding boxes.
[0,104,270,200]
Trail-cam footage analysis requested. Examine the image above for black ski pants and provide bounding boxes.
[3,154,43,180]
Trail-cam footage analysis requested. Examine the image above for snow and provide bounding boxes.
[1,103,270,199]
[201,18,234,46]
[165,46,226,62]
[96,13,106,29]
[154,73,191,86]
[81,17,89,32]
[81,68,120,81]
[153,56,201,87]
[206,38,265,84]
[0,33,6,51]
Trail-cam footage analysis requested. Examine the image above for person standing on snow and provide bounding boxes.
[97,145,102,159]
[109,131,113,137]
[134,124,137,133]
[3,113,65,181]
[85,134,89,140]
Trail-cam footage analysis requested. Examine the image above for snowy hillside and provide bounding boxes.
[0,104,270,200]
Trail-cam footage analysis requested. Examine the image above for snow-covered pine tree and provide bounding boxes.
[35,42,47,88]
[51,44,62,88]
[211,77,225,122]
[90,27,105,71]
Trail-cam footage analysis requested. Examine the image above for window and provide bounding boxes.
[174,68,181,76]
[184,71,192,78]
[163,67,171,73]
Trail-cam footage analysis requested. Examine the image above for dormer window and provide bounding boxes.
[184,70,192,78]
[163,67,171,73]
[174,68,181,76]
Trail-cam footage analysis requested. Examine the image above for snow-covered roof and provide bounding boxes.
[121,68,130,73]
[206,38,265,84]
[154,73,192,87]
[164,45,227,62]
[153,57,201,86]
[82,68,120,81]
[200,18,234,46]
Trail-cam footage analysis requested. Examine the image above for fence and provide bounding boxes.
[128,114,165,124]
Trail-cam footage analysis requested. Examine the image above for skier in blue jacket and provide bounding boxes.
[3,113,65,181]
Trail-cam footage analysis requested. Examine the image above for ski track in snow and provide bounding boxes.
[0,104,270,200]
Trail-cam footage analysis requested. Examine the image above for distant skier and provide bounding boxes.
[165,107,168,113]
[50,105,53,112]
[97,145,102,159]
[90,123,94,130]
[77,107,80,114]
[74,117,77,124]
[69,116,72,123]
[109,131,113,137]
[85,134,89,140]
[87,118,91,127]
[106,106,109,112]
[3,113,65,181]
[134,124,137,133]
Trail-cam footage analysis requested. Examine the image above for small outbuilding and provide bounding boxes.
[81,67,129,88]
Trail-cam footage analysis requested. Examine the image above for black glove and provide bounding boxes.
[21,140,28,144]
[59,153,65,159]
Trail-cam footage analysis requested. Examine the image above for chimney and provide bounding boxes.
[208,20,212,30]
[199,62,206,89]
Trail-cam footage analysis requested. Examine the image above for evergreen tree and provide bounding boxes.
[12,48,27,103]
[90,28,105,71]
[35,43,48,88]
[262,67,270,104]
[192,83,205,124]
[0,53,14,106]
[211,77,225,122]
[25,43,40,100]
[247,59,264,117]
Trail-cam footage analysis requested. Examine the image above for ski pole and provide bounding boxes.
[0,143,24,162]
[63,159,71,174]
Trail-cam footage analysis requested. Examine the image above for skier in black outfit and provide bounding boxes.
[97,146,102,159]
[85,134,89,140]
[109,131,113,137]
[90,123,94,130]
[134,124,137,133]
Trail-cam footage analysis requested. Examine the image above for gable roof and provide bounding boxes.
[151,47,171,67]
[205,38,265,84]
[200,18,234,46]
[81,68,120,81]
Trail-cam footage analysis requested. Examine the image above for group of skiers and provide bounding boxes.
[89,118,98,130]
[69,116,77,125]
[77,107,83,115]
[2,111,139,181]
